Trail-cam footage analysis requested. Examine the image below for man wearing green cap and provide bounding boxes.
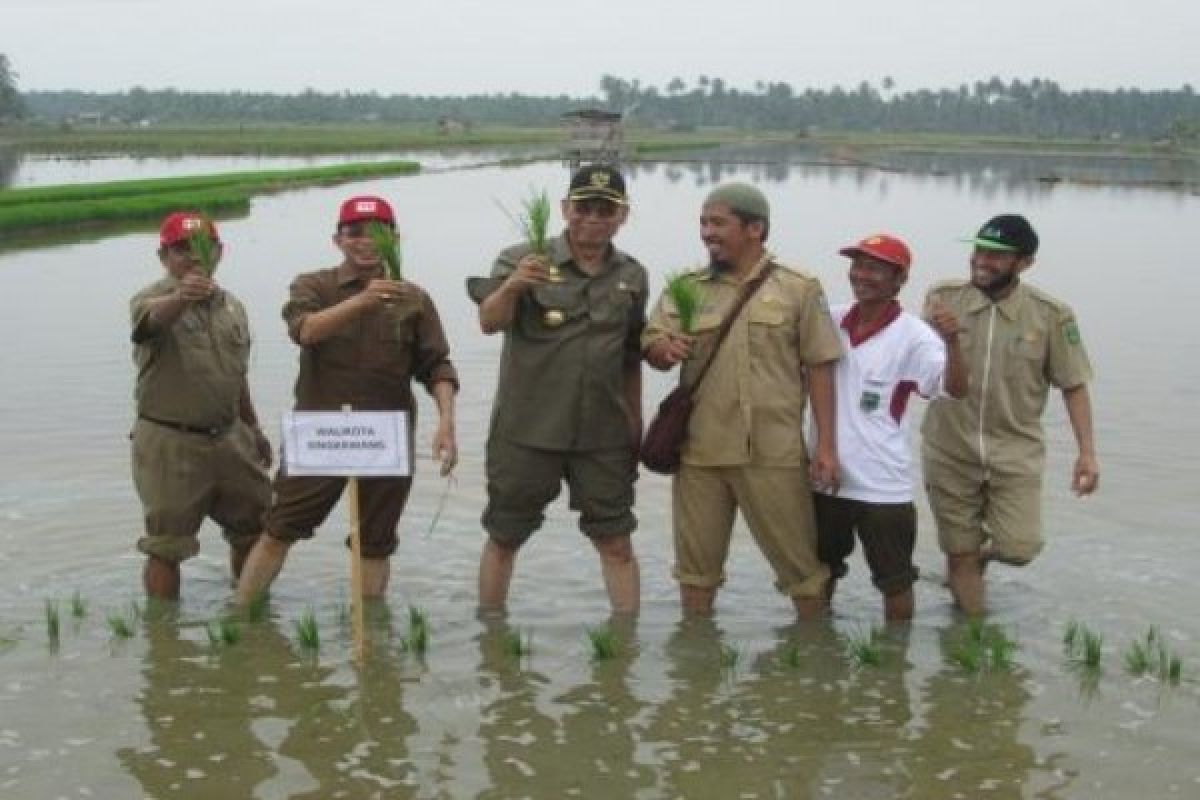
[922,214,1098,615]
[643,182,843,618]
[467,164,648,615]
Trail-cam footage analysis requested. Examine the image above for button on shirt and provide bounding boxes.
[131,277,250,429]
[284,265,458,412]
[470,233,648,451]
[921,280,1092,477]
[643,255,843,467]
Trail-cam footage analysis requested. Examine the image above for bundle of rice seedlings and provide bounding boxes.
[207,616,241,647]
[586,625,619,661]
[846,626,884,668]
[504,628,533,659]
[107,610,135,640]
[69,590,87,619]
[45,599,60,644]
[665,271,704,334]
[296,608,320,651]
[519,189,552,256]
[187,229,220,277]
[367,221,403,281]
[405,605,430,655]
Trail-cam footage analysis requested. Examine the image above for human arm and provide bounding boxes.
[237,376,272,467]
[134,272,216,340]
[430,379,458,476]
[294,278,409,346]
[1063,384,1099,496]
[807,360,839,494]
[477,254,552,334]
[926,299,968,398]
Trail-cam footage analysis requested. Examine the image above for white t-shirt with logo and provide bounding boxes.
[814,303,947,503]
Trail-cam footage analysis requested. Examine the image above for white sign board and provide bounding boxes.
[282,411,410,477]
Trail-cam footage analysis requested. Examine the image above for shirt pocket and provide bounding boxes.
[588,284,636,329]
[747,297,787,351]
[1005,330,1045,376]
[521,282,588,339]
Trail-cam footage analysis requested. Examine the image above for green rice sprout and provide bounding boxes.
[404,605,430,655]
[244,591,269,624]
[425,474,457,537]
[107,610,135,640]
[846,626,885,668]
[948,620,1018,674]
[296,608,320,651]
[504,628,533,659]
[69,590,87,619]
[665,271,705,334]
[367,220,403,280]
[1063,620,1104,671]
[44,599,60,644]
[187,229,220,276]
[1123,626,1185,685]
[518,188,552,256]
[206,616,241,647]
[1062,619,1081,655]
[782,642,803,668]
[719,642,743,670]
[586,625,620,661]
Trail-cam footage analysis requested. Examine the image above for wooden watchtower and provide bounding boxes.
[562,109,624,167]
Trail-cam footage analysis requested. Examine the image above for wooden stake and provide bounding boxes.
[344,404,366,665]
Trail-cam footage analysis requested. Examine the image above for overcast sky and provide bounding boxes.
[5,0,1196,95]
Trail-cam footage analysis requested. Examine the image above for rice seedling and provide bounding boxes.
[948,620,1018,674]
[107,610,136,640]
[366,221,403,280]
[187,227,220,276]
[1064,620,1104,671]
[719,642,743,670]
[586,625,620,661]
[518,188,552,256]
[296,608,320,651]
[44,599,60,644]
[244,590,270,624]
[782,642,803,668]
[665,271,705,334]
[206,616,241,647]
[504,628,533,659]
[69,590,87,619]
[1123,626,1185,685]
[404,605,430,655]
[1062,619,1081,655]
[846,626,884,668]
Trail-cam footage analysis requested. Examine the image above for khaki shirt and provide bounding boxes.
[284,265,458,412]
[131,277,250,429]
[468,233,648,451]
[642,255,842,467]
[921,279,1092,476]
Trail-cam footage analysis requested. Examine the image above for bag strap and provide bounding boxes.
[684,259,776,394]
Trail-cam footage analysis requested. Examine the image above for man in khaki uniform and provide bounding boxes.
[236,195,459,604]
[643,183,842,619]
[130,211,273,599]
[468,165,647,615]
[922,214,1099,615]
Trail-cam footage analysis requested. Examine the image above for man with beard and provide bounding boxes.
[814,234,966,622]
[469,165,647,615]
[643,183,842,619]
[236,195,458,604]
[922,214,1098,615]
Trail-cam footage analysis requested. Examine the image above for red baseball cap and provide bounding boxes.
[159,211,220,247]
[839,234,912,273]
[338,195,395,226]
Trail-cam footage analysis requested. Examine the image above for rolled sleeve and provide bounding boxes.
[283,273,324,345]
[413,291,459,393]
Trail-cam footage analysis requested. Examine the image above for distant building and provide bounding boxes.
[562,109,623,167]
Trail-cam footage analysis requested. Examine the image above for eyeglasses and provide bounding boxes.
[571,199,620,218]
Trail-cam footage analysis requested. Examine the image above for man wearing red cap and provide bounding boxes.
[814,234,966,620]
[922,214,1098,615]
[130,211,273,599]
[236,195,459,603]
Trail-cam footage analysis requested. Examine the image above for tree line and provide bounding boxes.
[5,62,1199,143]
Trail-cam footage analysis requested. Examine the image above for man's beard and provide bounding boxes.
[708,257,733,272]
[976,268,1018,297]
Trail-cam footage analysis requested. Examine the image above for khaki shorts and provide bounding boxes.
[923,456,1044,564]
[483,436,636,546]
[131,418,270,563]
[265,472,413,559]
[672,464,828,599]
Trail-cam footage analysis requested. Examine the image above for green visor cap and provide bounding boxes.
[964,236,1018,251]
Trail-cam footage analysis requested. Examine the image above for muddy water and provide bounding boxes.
[1,155,1198,798]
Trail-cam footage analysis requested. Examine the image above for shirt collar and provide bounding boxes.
[841,300,902,346]
[335,261,379,287]
[963,280,1025,320]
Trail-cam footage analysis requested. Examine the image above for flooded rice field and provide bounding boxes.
[1,151,1198,798]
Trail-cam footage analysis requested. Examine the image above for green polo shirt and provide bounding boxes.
[469,233,648,452]
[130,277,249,429]
[921,279,1093,477]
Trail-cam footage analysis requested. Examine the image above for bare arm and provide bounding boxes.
[807,360,839,493]
[1063,384,1099,496]
[430,380,458,476]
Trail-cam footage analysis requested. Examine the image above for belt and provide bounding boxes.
[139,414,232,438]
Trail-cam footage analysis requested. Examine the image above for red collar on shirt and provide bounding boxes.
[842,301,902,347]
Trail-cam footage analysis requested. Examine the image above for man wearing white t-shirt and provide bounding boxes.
[814,234,966,620]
